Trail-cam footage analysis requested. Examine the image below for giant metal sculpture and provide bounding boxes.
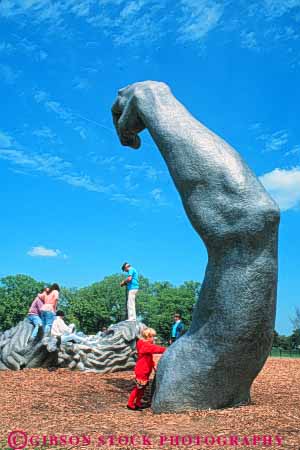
[0,319,140,372]
[112,81,280,413]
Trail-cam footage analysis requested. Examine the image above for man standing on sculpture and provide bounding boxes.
[120,262,139,321]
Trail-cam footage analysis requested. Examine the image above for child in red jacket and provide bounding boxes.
[127,327,166,410]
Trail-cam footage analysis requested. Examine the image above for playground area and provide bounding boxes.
[0,357,299,450]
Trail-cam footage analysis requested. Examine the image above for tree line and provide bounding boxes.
[0,274,299,347]
[0,274,200,342]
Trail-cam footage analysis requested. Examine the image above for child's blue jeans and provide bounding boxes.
[27,314,43,338]
[41,311,55,335]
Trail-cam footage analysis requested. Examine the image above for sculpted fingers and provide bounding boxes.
[118,104,144,148]
[111,97,122,130]
[112,94,144,149]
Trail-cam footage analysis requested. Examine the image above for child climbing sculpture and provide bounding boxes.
[112,81,280,413]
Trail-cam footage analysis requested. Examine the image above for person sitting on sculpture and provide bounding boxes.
[127,327,166,411]
[51,311,87,345]
[27,286,49,342]
[100,326,108,335]
[169,313,185,344]
[40,283,60,335]
[120,262,139,321]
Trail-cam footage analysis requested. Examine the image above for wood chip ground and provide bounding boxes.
[0,358,299,450]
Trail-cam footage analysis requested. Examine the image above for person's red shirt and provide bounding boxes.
[135,338,166,381]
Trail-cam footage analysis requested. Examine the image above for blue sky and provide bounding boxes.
[0,0,299,335]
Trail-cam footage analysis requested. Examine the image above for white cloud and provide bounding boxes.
[0,135,169,209]
[221,1,300,57]
[145,166,161,180]
[249,122,262,131]
[0,130,14,148]
[122,163,167,191]
[94,1,166,46]
[1,0,165,45]
[125,163,165,180]
[73,77,91,90]
[46,100,72,122]
[34,92,110,136]
[74,126,87,140]
[257,130,289,152]
[1,0,299,55]
[150,187,169,206]
[151,188,162,201]
[0,146,113,194]
[0,36,48,62]
[92,155,124,165]
[271,26,300,42]
[0,0,64,28]
[260,167,300,211]
[39,49,48,59]
[111,193,141,206]
[178,0,224,43]
[33,89,88,139]
[263,0,300,18]
[124,174,139,191]
[67,1,92,17]
[240,31,259,50]
[0,148,37,166]
[28,246,61,257]
[285,145,300,158]
[0,130,133,198]
[2,0,223,47]
[0,63,20,84]
[58,173,110,193]
[33,126,59,143]
[120,1,144,20]
[19,37,38,53]
[0,41,15,53]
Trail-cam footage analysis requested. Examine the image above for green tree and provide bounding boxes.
[290,329,300,349]
[0,274,45,331]
[276,334,291,351]
[66,274,129,334]
[272,330,280,347]
[138,280,200,343]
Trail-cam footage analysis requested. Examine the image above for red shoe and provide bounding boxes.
[126,405,137,411]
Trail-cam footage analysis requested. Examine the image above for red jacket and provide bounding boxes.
[135,339,166,381]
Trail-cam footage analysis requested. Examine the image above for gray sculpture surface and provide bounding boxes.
[0,319,140,372]
[112,81,280,413]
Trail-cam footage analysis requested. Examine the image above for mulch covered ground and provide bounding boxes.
[0,358,299,450]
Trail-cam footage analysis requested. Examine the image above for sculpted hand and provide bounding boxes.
[111,81,169,149]
[112,83,147,149]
